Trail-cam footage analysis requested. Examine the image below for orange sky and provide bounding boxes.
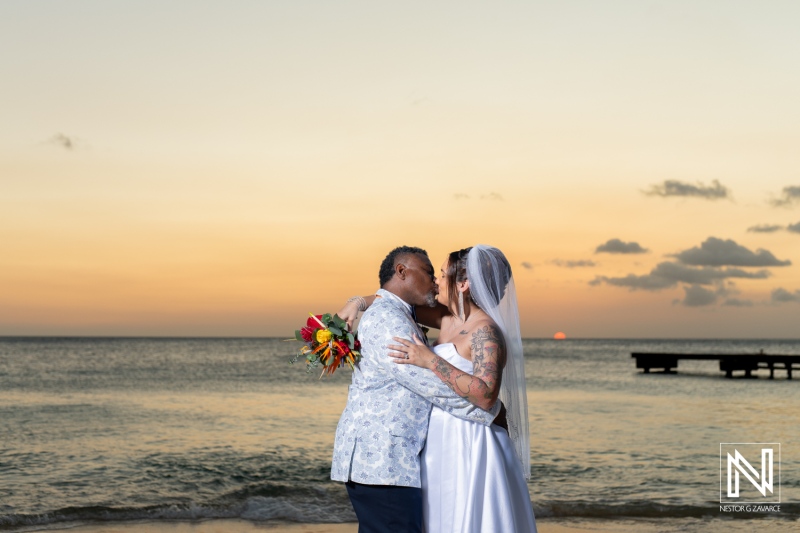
[2,1,800,337]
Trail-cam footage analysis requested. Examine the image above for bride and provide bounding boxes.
[340,245,536,532]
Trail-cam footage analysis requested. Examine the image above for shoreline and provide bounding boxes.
[0,519,672,533]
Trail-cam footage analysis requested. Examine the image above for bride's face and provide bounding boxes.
[436,259,451,307]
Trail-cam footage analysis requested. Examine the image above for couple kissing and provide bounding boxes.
[331,245,536,533]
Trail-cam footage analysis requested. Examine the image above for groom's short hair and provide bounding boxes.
[379,246,429,287]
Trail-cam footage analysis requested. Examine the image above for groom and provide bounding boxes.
[331,245,500,533]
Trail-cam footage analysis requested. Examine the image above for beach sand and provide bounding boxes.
[22,520,593,533]
[32,517,800,533]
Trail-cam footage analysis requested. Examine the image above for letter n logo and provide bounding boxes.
[720,443,780,503]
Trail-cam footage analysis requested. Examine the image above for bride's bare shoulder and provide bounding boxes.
[468,314,499,331]
[439,313,457,331]
[466,318,505,348]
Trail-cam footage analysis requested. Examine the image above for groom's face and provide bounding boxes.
[400,254,438,308]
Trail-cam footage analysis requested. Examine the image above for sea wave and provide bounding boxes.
[1,499,352,531]
[4,338,799,532]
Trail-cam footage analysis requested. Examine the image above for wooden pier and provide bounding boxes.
[631,352,800,379]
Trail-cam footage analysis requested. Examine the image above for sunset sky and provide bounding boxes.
[2,1,799,337]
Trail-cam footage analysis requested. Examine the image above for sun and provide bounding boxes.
[553,332,567,340]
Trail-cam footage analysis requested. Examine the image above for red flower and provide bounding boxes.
[335,339,351,355]
[300,326,314,342]
[307,315,325,328]
[300,315,325,342]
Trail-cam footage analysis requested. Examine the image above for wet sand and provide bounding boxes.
[32,517,800,533]
[26,520,591,533]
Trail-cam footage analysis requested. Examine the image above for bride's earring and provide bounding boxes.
[458,291,465,322]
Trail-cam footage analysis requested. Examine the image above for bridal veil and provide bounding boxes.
[466,245,531,479]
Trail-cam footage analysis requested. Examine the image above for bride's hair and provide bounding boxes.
[445,247,472,315]
[447,246,512,314]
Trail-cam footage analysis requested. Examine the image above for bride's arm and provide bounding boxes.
[412,303,449,330]
[336,295,378,329]
[387,325,506,411]
[337,295,449,329]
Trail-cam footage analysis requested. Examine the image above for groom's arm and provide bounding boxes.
[362,309,499,426]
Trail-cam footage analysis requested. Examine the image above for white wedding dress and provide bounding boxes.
[422,343,537,533]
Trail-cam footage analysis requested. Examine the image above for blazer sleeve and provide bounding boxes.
[362,305,500,426]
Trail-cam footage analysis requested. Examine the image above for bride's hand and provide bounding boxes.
[388,334,436,369]
[336,301,360,330]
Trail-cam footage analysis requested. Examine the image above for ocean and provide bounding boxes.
[1,337,798,532]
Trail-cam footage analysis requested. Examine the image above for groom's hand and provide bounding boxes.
[492,402,508,433]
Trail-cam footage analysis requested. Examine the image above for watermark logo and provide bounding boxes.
[720,443,780,504]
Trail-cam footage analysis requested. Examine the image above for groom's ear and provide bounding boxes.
[395,262,407,280]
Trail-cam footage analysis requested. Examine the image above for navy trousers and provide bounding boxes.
[345,481,423,533]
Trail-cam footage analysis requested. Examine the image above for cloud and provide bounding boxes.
[787,221,800,234]
[595,239,648,254]
[770,186,800,207]
[680,284,719,307]
[551,259,597,268]
[592,237,785,308]
[521,262,533,270]
[644,179,730,200]
[747,224,783,233]
[771,288,800,303]
[723,298,754,307]
[673,237,791,267]
[590,261,770,291]
[591,272,674,290]
[453,192,503,201]
[654,262,770,284]
[45,132,77,150]
[675,283,754,307]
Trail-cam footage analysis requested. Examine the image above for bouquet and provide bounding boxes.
[289,313,361,376]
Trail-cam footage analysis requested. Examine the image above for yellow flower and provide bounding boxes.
[315,329,332,344]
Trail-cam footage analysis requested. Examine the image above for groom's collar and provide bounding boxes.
[375,288,413,315]
[377,288,423,337]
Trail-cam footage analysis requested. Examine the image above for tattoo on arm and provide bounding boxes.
[470,325,505,401]
[427,325,505,410]
[433,357,453,382]
[431,355,484,402]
